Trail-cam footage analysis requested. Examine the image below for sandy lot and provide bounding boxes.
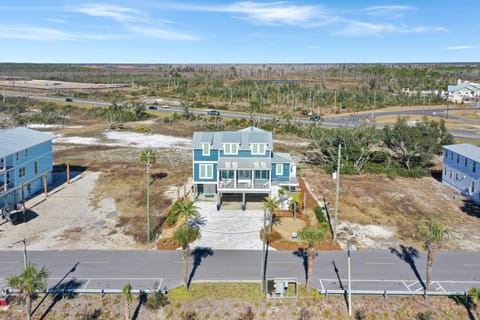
[0,171,139,250]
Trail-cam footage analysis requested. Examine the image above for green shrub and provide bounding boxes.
[313,206,327,224]
[145,292,170,309]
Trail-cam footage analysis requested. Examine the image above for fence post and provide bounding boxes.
[383,290,387,300]
[325,289,328,300]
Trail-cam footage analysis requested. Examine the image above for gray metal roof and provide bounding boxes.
[0,127,55,159]
[272,152,293,163]
[218,157,271,170]
[448,82,480,92]
[443,143,480,162]
[192,126,272,149]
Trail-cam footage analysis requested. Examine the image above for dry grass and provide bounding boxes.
[300,164,480,251]
[1,285,477,320]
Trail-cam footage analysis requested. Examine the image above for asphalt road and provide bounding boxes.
[1,250,479,293]
[6,92,480,140]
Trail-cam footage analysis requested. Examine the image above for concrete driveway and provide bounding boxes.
[191,202,266,250]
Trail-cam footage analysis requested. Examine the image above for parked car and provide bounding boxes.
[207,109,220,116]
[65,98,73,102]
[310,115,321,121]
[160,104,170,109]
[147,105,158,110]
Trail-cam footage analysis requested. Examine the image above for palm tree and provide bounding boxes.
[418,219,449,290]
[171,199,200,226]
[298,224,328,292]
[7,264,48,320]
[140,149,157,244]
[122,283,132,320]
[262,196,279,233]
[174,225,201,290]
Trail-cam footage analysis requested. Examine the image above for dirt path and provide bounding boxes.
[0,171,139,250]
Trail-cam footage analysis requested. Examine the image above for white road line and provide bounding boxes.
[81,261,109,264]
[82,278,92,289]
[157,279,164,291]
[365,262,394,265]
[319,279,325,292]
[405,281,419,289]
[436,282,446,292]
[402,280,410,291]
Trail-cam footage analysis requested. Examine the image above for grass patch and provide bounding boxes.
[169,283,264,301]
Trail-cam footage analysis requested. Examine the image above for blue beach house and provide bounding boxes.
[192,126,298,207]
[0,127,55,209]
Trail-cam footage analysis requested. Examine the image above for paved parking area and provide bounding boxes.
[191,202,266,250]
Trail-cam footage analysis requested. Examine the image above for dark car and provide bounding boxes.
[65,98,73,102]
[310,115,321,121]
[147,105,158,110]
[207,110,220,116]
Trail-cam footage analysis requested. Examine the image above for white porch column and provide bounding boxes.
[234,170,237,189]
[251,170,254,188]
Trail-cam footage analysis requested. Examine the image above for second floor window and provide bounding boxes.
[19,167,26,178]
[472,181,475,193]
[276,163,284,176]
[251,144,266,155]
[474,162,476,173]
[224,143,238,155]
[202,143,210,156]
[199,164,213,179]
[34,161,38,175]
[465,158,468,167]
[457,154,460,163]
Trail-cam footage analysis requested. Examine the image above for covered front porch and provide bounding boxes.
[217,157,272,193]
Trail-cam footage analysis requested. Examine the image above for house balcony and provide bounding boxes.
[218,179,270,191]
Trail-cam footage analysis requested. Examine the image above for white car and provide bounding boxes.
[160,105,169,109]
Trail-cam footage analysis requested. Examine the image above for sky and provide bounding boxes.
[0,0,479,63]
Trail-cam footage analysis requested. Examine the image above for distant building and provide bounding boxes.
[192,126,298,208]
[442,143,480,204]
[447,79,480,103]
[0,127,55,208]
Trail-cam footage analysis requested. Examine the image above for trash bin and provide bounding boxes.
[241,204,246,211]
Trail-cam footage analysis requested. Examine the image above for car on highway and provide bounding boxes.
[207,109,220,116]
[160,104,169,109]
[146,105,158,110]
[65,98,73,102]
[310,115,321,121]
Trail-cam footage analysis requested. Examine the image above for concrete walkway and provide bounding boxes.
[191,202,267,250]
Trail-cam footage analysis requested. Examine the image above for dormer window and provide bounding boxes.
[251,143,266,155]
[202,143,210,156]
[224,143,238,155]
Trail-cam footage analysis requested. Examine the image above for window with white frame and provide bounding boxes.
[251,143,266,155]
[199,164,213,179]
[19,167,26,178]
[202,143,210,156]
[224,143,238,155]
[276,163,284,176]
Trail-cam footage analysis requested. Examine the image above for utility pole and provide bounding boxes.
[348,239,352,316]
[260,208,267,293]
[146,156,151,246]
[333,144,341,242]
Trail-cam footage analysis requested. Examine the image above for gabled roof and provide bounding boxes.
[0,127,55,159]
[192,126,272,149]
[443,143,480,163]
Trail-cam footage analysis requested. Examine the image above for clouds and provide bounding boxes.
[446,46,475,50]
[72,3,145,22]
[0,25,116,41]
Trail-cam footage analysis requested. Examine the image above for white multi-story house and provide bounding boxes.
[447,79,480,104]
[442,143,480,204]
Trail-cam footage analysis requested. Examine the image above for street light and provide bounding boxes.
[8,238,27,269]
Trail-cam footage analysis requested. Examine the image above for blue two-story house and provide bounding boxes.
[0,127,55,209]
[192,126,298,207]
